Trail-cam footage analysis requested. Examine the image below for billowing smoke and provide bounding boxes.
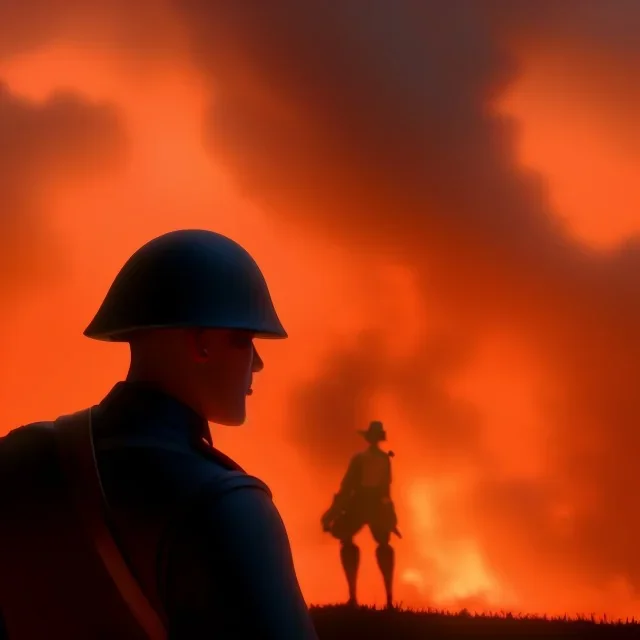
[0,83,125,300]
[0,0,177,60]
[3,0,640,612]
[172,0,640,608]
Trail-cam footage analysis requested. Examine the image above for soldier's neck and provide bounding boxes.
[126,359,194,413]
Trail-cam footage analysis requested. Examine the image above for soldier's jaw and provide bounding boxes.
[214,409,246,426]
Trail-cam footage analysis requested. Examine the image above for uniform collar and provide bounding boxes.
[96,380,212,448]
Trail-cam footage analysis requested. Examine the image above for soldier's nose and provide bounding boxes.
[252,345,264,373]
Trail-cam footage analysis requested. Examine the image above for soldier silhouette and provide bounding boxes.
[321,420,400,608]
[0,230,318,639]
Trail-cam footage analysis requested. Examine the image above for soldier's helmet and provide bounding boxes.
[84,229,287,341]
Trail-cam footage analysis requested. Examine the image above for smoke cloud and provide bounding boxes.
[172,0,640,608]
[0,0,178,60]
[0,83,125,299]
[3,0,640,612]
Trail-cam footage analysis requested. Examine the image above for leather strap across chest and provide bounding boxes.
[54,409,168,640]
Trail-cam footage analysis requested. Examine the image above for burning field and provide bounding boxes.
[2,0,640,620]
[310,606,640,640]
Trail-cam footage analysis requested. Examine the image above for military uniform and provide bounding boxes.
[0,230,318,638]
[328,446,395,545]
[322,421,398,608]
[0,381,317,638]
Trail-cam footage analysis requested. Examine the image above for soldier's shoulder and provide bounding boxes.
[2,420,55,435]
[0,421,61,489]
[190,442,273,500]
[0,420,56,452]
[195,442,245,472]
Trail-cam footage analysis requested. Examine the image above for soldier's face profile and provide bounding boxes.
[189,328,262,426]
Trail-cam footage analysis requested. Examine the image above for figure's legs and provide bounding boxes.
[371,526,394,608]
[375,542,395,608]
[331,507,365,606]
[339,539,360,606]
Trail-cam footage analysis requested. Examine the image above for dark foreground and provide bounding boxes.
[309,605,640,639]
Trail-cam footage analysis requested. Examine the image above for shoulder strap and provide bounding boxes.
[54,409,168,640]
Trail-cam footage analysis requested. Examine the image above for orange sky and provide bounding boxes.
[2,3,640,618]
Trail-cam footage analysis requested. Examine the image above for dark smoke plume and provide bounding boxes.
[0,84,126,299]
[172,0,640,606]
[4,0,640,610]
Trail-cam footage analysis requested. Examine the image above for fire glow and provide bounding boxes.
[2,3,640,619]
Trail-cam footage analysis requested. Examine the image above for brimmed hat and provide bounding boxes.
[358,420,387,442]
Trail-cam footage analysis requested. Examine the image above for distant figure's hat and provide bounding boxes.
[358,420,387,442]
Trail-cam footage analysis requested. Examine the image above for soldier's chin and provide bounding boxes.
[211,403,247,427]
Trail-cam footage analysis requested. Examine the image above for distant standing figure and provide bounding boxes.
[321,421,400,608]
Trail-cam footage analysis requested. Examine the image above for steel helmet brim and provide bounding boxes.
[83,322,287,342]
[83,229,288,342]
